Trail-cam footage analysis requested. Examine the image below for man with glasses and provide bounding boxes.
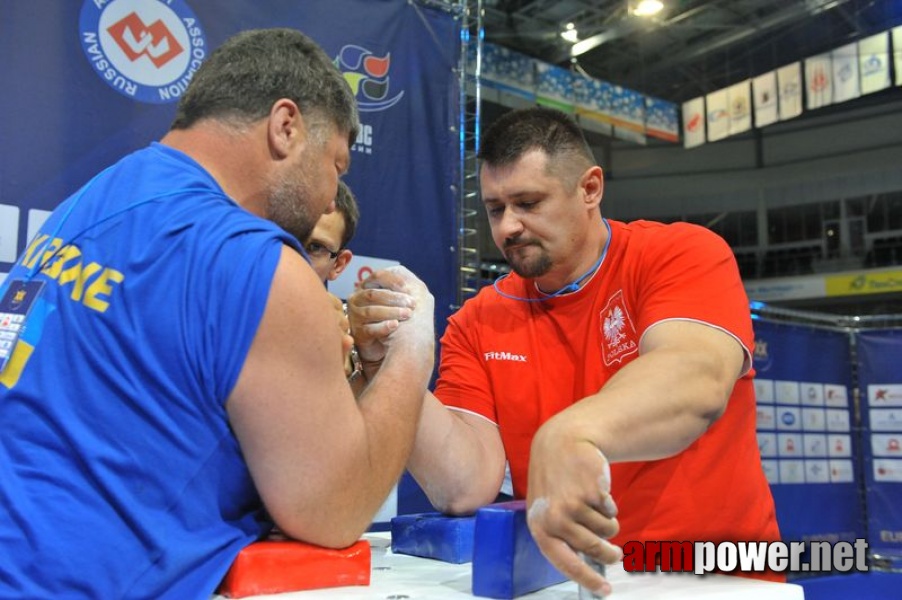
[305,180,359,286]
[305,180,363,382]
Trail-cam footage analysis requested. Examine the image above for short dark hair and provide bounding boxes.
[477,107,595,183]
[335,180,360,249]
[171,28,359,145]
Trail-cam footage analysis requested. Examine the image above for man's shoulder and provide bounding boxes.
[617,219,728,255]
[620,218,715,238]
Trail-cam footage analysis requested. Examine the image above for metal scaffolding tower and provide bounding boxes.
[454,0,483,309]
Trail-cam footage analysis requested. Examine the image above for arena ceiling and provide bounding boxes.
[481,0,902,104]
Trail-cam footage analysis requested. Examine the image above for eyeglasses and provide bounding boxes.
[304,241,340,260]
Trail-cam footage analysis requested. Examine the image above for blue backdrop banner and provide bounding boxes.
[751,319,864,547]
[856,329,902,566]
[0,0,460,333]
[0,0,458,527]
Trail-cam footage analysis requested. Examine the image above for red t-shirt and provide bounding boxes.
[434,219,781,579]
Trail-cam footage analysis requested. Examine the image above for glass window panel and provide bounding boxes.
[867,196,887,233]
[887,193,902,230]
[846,197,866,217]
[823,201,840,220]
[804,205,821,240]
[785,206,803,243]
[739,212,758,247]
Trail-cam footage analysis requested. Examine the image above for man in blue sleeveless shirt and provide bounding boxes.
[0,29,435,599]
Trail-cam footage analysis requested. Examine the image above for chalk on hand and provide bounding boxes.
[390,511,476,563]
[217,538,370,598]
[471,500,567,599]
[578,553,607,599]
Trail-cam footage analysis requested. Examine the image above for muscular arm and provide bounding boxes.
[526,319,747,593]
[537,319,746,463]
[346,281,506,516]
[407,393,506,515]
[227,248,434,548]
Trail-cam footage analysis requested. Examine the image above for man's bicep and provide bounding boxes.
[227,248,363,525]
[450,407,505,462]
[640,319,747,380]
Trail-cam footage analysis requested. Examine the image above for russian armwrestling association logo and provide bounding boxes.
[79,0,207,104]
[334,44,404,155]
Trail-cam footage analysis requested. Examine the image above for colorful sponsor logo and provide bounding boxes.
[836,61,855,83]
[334,44,404,112]
[825,270,902,296]
[861,54,884,77]
[809,68,830,93]
[869,384,902,407]
[686,112,702,132]
[79,0,207,104]
[731,96,749,119]
[707,108,727,123]
[781,81,800,96]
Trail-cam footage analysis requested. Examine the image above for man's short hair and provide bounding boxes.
[171,28,359,145]
[335,180,360,249]
[477,107,595,181]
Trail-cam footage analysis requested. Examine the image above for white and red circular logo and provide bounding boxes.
[79,0,207,104]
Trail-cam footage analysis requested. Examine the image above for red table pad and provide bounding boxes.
[217,538,371,598]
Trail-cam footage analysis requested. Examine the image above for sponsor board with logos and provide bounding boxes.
[756,378,854,485]
[752,320,865,548]
[867,385,902,483]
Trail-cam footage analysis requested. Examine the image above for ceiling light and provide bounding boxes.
[560,22,579,43]
[631,0,664,17]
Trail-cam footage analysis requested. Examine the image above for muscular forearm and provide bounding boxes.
[273,354,431,548]
[342,352,433,526]
[544,333,740,464]
[407,393,505,515]
[231,255,439,549]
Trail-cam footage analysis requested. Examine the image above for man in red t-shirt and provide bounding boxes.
[349,107,780,595]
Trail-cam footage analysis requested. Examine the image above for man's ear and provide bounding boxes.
[328,249,354,281]
[580,165,604,210]
[267,98,303,160]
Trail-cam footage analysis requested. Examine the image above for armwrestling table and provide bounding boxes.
[212,532,806,599]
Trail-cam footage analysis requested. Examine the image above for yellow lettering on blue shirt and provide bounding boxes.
[83,268,125,313]
[31,238,126,313]
[21,234,51,270]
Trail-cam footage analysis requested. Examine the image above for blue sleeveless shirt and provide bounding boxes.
[0,143,302,598]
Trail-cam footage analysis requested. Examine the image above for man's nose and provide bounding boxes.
[496,207,524,239]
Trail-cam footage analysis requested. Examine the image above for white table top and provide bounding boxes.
[214,533,805,599]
